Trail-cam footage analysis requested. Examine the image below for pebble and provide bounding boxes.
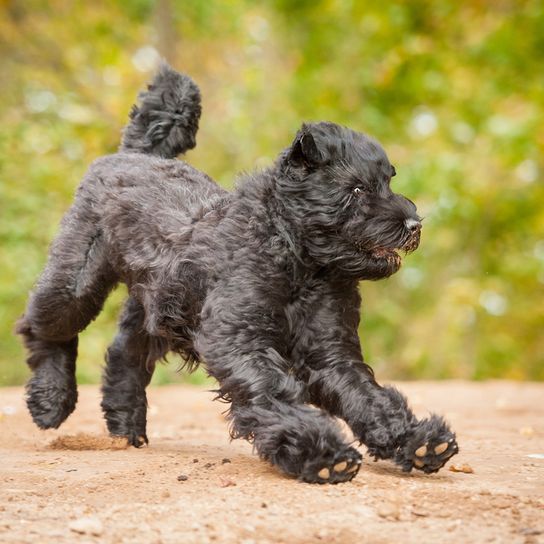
[377,503,401,520]
[449,463,474,473]
[527,453,544,460]
[68,516,103,536]
[519,426,535,437]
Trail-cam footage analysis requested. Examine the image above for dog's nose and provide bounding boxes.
[405,218,421,232]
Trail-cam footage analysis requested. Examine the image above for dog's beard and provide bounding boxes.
[354,221,421,259]
[401,228,421,253]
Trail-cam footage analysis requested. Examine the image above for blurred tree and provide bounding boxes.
[0,0,542,386]
[155,0,178,63]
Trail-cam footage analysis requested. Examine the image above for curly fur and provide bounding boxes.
[17,65,457,481]
[120,62,201,158]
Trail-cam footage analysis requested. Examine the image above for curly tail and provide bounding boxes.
[120,62,201,159]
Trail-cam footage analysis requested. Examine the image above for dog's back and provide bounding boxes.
[86,152,227,285]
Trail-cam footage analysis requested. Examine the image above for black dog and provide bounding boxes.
[18,64,458,483]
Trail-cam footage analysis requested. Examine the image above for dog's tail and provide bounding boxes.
[119,62,201,159]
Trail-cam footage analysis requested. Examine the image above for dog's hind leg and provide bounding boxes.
[17,217,118,429]
[17,324,79,430]
[101,296,166,447]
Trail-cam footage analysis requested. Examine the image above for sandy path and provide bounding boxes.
[0,382,543,543]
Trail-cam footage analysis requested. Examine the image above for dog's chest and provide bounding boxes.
[283,277,326,354]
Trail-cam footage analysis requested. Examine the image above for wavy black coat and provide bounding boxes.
[17,66,458,482]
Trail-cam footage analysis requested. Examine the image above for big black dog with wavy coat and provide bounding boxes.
[18,64,458,483]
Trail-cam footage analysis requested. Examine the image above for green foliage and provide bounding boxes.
[0,0,542,385]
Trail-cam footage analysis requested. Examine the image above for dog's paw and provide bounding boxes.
[129,432,149,448]
[396,415,458,474]
[26,373,77,429]
[409,437,458,474]
[300,446,362,484]
[110,431,148,448]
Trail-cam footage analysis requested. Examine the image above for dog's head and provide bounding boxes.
[279,122,421,279]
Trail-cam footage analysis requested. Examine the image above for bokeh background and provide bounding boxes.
[1,0,543,386]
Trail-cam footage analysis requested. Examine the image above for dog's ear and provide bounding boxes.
[288,126,325,167]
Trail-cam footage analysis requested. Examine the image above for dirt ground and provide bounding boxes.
[0,381,543,544]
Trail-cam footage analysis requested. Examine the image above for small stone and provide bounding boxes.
[177,474,188,481]
[193,458,199,463]
[377,504,401,520]
[219,478,236,488]
[518,527,542,537]
[449,463,474,474]
[1,406,16,416]
[68,516,103,536]
[519,427,535,437]
[221,458,231,464]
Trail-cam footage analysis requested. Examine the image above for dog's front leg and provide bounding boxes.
[304,282,458,474]
[195,282,362,484]
[309,363,458,473]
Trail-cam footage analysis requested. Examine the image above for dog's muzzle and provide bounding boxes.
[401,219,421,253]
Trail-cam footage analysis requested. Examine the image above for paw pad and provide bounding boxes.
[415,445,427,457]
[318,468,330,479]
[411,438,458,474]
[315,456,362,484]
[303,447,363,484]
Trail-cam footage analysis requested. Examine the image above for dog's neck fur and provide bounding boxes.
[232,168,321,283]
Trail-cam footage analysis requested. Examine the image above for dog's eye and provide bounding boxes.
[353,187,364,196]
